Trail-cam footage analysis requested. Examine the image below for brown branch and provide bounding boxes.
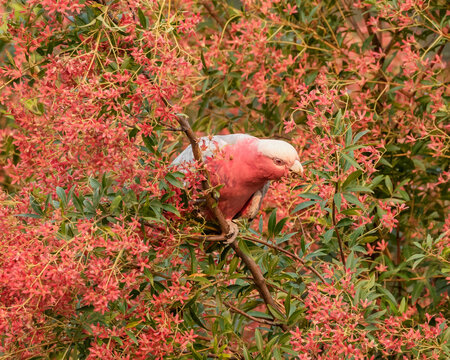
[200,2,231,37]
[174,116,287,331]
[82,0,289,332]
[228,240,287,330]
[176,116,231,234]
[190,233,325,282]
[224,302,279,326]
[362,12,382,51]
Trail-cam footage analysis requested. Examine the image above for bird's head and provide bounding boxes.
[255,139,303,180]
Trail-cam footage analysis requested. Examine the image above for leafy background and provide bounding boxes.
[0,0,449,359]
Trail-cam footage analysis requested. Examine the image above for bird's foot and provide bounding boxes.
[224,220,239,244]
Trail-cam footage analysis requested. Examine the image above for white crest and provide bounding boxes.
[256,139,299,164]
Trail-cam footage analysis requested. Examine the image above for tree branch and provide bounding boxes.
[174,116,287,331]
[224,301,279,326]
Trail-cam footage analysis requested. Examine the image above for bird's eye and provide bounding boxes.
[273,158,284,166]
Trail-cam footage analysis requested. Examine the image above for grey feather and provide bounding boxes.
[236,181,270,221]
[171,133,255,166]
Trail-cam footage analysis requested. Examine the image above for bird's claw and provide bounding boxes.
[224,220,239,244]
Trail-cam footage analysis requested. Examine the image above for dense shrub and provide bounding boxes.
[0,0,449,359]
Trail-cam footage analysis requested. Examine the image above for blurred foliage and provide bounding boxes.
[0,0,449,359]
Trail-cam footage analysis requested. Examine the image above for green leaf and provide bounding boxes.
[125,330,139,345]
[15,213,42,219]
[255,329,264,354]
[89,178,101,190]
[407,253,426,269]
[342,170,363,189]
[378,286,397,306]
[137,8,148,28]
[333,109,343,135]
[353,130,370,144]
[345,126,353,146]
[267,304,285,321]
[323,229,334,243]
[366,309,386,322]
[284,290,291,316]
[274,218,288,237]
[341,152,363,170]
[189,345,203,360]
[344,185,373,193]
[293,200,316,213]
[111,195,122,211]
[268,209,277,236]
[337,218,353,227]
[161,204,180,217]
[298,193,323,201]
[56,186,67,206]
[343,144,367,153]
[411,282,424,304]
[243,345,251,360]
[30,195,44,216]
[398,297,407,314]
[384,176,393,194]
[333,193,341,211]
[343,193,365,209]
[382,50,398,72]
[165,173,184,188]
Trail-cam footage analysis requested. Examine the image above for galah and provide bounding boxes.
[172,134,303,242]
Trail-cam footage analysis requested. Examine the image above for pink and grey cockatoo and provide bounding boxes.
[172,134,303,242]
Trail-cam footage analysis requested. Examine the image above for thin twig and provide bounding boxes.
[224,302,279,326]
[242,236,326,283]
[200,2,231,37]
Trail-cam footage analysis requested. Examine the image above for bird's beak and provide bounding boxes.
[289,160,304,175]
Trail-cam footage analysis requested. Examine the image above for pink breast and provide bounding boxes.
[206,139,266,219]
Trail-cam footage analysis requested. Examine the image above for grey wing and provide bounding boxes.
[171,133,255,166]
[237,181,270,221]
